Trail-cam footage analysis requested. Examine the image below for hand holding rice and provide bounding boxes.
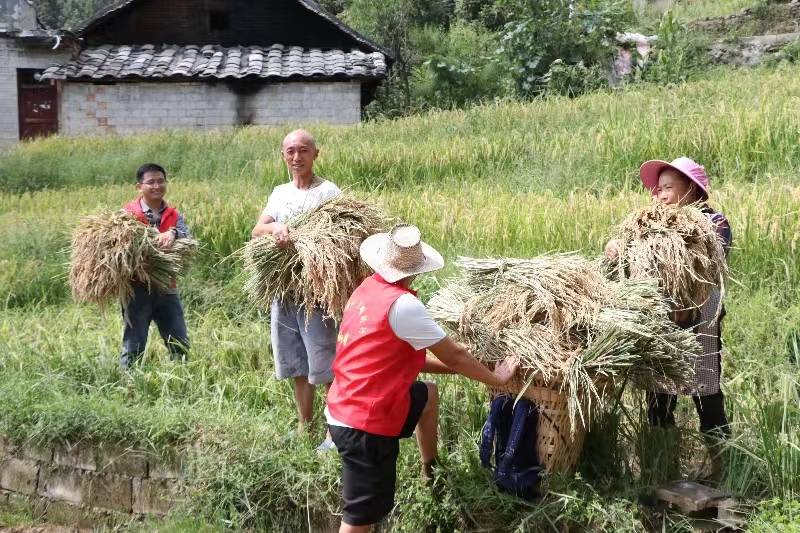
[69,209,197,307]
[242,193,387,320]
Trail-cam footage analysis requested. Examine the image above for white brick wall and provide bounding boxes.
[60,80,362,136]
[0,37,68,151]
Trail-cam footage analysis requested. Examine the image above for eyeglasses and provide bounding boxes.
[141,179,167,186]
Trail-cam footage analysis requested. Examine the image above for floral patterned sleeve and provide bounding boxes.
[711,213,732,257]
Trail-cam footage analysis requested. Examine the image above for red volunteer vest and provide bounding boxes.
[123,198,179,234]
[124,198,180,288]
[326,274,426,437]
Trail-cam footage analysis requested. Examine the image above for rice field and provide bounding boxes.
[1,64,800,531]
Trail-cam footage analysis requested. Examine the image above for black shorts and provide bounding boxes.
[329,381,428,526]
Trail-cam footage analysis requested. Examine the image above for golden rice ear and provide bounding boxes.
[609,202,727,315]
[240,194,388,320]
[426,253,698,460]
[69,210,197,308]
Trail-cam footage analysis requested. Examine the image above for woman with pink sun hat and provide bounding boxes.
[607,157,732,481]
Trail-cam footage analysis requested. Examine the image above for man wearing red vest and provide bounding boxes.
[120,163,191,369]
[326,224,518,532]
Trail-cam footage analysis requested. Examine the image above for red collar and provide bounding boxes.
[372,273,417,296]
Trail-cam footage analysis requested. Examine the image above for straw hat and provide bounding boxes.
[360,224,444,283]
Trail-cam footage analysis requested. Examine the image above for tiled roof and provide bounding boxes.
[39,44,387,81]
[73,0,390,59]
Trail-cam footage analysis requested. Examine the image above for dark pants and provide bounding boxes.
[647,391,730,439]
[120,284,189,368]
[329,382,428,526]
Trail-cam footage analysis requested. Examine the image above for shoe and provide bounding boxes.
[315,438,337,453]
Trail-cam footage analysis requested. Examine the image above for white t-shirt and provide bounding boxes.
[388,294,446,350]
[261,179,341,223]
[325,294,446,428]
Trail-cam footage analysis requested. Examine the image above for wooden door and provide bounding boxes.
[17,69,59,140]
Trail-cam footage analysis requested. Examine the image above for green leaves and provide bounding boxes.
[494,0,633,96]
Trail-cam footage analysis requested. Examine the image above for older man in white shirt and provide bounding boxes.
[252,129,341,447]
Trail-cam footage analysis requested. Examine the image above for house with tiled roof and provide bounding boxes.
[0,0,390,149]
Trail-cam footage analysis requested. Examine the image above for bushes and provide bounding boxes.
[493,0,633,96]
[415,22,509,109]
[638,10,711,84]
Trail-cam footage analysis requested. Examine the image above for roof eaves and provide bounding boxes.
[296,0,393,62]
[73,0,139,36]
[37,44,388,81]
[71,0,394,66]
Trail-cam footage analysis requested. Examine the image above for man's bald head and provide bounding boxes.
[281,129,319,181]
[282,129,317,151]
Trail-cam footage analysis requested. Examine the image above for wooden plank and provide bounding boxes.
[654,480,730,513]
[84,0,363,50]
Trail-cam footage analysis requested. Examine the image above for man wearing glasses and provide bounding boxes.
[120,163,192,369]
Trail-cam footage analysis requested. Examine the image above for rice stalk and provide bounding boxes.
[609,201,728,315]
[428,255,700,434]
[456,255,611,333]
[69,210,198,306]
[241,194,387,320]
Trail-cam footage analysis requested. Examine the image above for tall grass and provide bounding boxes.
[637,0,757,23]
[2,181,796,309]
[3,66,800,193]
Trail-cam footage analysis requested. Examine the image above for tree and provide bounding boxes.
[34,0,113,29]
[343,0,421,114]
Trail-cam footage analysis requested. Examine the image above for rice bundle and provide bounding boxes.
[428,254,698,433]
[242,194,387,320]
[69,210,198,306]
[608,201,727,314]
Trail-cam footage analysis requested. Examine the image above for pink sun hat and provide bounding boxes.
[639,157,710,199]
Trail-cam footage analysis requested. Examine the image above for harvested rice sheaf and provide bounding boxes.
[609,201,727,314]
[69,210,198,306]
[428,254,699,433]
[242,194,387,320]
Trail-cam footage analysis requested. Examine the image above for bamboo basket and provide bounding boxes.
[491,375,597,475]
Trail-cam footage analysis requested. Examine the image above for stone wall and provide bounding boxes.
[59,80,362,137]
[0,38,68,151]
[0,436,182,527]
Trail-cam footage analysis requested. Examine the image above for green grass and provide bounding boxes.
[638,0,757,23]
[3,66,800,194]
[2,64,800,530]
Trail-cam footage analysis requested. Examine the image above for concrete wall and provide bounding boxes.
[60,80,362,136]
[0,37,68,151]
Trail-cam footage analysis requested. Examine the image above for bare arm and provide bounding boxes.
[251,214,277,238]
[422,354,455,374]
[427,337,517,387]
[251,214,290,247]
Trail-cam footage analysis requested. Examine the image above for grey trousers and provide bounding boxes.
[270,299,337,385]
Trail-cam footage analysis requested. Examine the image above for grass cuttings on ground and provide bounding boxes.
[69,210,198,306]
[428,255,698,432]
[242,194,387,320]
[608,201,728,314]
